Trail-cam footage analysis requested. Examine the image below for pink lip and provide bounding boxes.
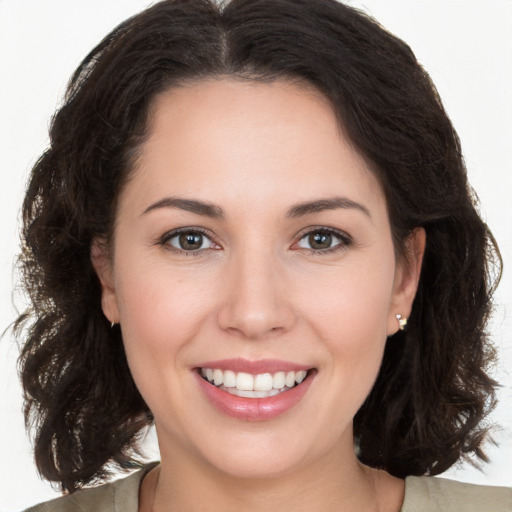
[194,366,315,421]
[195,358,311,374]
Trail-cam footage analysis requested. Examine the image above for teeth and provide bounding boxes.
[296,370,307,384]
[236,372,254,391]
[225,388,283,398]
[200,368,309,393]
[254,373,273,391]
[273,371,285,389]
[223,370,236,387]
[285,371,296,388]
[213,369,223,386]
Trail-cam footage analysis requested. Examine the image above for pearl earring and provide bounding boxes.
[395,314,407,331]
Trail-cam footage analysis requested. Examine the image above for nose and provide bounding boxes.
[216,247,296,340]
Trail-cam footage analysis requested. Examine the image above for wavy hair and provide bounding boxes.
[16,0,501,492]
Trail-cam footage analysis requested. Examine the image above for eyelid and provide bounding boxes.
[156,225,352,255]
[291,225,353,253]
[158,226,221,253]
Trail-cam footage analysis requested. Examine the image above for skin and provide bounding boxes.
[92,79,425,512]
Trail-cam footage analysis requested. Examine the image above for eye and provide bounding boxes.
[162,229,217,252]
[295,228,351,253]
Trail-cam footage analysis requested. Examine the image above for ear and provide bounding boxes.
[91,238,120,324]
[387,228,426,335]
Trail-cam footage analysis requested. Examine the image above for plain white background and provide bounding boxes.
[0,1,510,510]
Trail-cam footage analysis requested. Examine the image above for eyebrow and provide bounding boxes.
[286,196,371,219]
[141,195,371,219]
[142,197,224,218]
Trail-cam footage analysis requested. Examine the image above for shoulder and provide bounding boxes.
[23,465,156,512]
[402,476,512,512]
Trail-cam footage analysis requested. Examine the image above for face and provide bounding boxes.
[93,79,423,480]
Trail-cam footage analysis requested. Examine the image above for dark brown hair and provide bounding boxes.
[16,0,501,492]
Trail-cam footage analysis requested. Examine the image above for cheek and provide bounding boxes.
[303,257,396,342]
[112,260,211,374]
[299,251,396,393]
[115,248,208,326]
[111,263,216,427]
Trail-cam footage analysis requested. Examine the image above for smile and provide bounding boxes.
[200,368,308,398]
[195,359,315,420]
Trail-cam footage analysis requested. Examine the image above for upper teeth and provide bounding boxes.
[201,368,307,391]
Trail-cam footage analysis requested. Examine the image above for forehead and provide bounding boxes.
[122,78,386,220]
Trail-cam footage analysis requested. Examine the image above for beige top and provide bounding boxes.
[25,465,512,512]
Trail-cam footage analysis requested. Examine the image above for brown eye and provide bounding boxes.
[296,228,350,252]
[179,232,203,250]
[166,230,214,251]
[308,232,332,250]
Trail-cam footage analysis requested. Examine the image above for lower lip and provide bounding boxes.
[195,371,315,421]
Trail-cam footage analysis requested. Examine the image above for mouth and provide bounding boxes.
[199,368,311,398]
[195,360,316,420]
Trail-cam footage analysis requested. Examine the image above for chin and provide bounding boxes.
[203,446,310,480]
[187,423,344,482]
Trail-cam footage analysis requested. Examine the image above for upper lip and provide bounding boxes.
[195,358,312,374]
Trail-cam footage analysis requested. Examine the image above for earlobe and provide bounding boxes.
[91,238,120,324]
[388,228,426,335]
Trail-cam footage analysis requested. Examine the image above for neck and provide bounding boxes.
[140,441,404,512]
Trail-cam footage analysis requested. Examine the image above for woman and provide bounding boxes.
[15,0,510,510]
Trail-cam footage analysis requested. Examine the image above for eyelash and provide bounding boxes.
[293,226,353,255]
[157,226,352,255]
[158,227,219,256]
